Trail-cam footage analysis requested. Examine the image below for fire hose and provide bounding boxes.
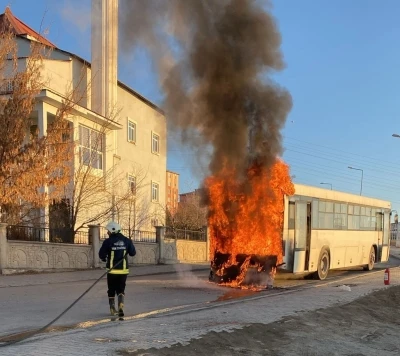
[0,254,127,348]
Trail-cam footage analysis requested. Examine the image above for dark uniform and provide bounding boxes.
[99,227,136,316]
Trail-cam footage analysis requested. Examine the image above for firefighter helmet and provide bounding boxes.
[105,221,121,234]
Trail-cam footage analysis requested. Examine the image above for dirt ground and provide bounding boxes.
[122,285,400,356]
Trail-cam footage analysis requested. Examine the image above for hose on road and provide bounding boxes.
[0,255,127,348]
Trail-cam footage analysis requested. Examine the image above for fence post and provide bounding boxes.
[156,226,165,264]
[0,223,8,273]
[89,225,100,268]
[204,225,210,262]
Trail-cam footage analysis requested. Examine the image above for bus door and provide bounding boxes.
[376,212,389,262]
[376,212,383,261]
[379,211,390,262]
[293,201,312,273]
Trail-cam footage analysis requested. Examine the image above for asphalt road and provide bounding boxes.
[0,270,223,336]
[1,257,399,338]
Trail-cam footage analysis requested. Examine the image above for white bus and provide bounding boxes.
[282,184,391,280]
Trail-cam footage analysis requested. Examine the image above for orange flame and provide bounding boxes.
[206,159,294,286]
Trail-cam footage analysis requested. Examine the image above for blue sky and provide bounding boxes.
[3,0,400,216]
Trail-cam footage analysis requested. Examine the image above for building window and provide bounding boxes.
[128,174,136,194]
[152,132,160,154]
[79,125,103,169]
[30,125,38,138]
[152,182,159,202]
[128,119,136,143]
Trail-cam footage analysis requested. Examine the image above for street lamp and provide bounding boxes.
[348,166,363,196]
[320,182,332,190]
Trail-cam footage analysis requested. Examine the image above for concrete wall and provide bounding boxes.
[0,223,95,275]
[7,241,93,272]
[0,225,209,275]
[128,242,158,265]
[128,238,209,264]
[176,240,208,263]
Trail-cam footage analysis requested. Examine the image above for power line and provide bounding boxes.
[167,135,400,207]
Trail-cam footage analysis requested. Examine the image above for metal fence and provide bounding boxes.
[165,227,206,242]
[6,225,89,244]
[100,227,157,243]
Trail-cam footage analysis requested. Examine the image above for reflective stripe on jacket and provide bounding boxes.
[99,233,136,274]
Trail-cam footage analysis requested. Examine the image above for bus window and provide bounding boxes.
[360,215,369,230]
[317,200,334,229]
[359,206,375,230]
[319,213,334,229]
[376,212,383,231]
[348,214,360,230]
[371,216,376,228]
[348,205,354,215]
[334,203,347,229]
[326,202,333,213]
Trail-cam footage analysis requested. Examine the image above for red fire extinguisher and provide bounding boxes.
[384,268,390,285]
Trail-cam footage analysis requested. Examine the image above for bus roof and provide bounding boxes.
[293,184,391,209]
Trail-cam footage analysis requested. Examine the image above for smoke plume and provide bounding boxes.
[120,0,292,180]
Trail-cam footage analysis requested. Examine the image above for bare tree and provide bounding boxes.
[50,112,124,235]
[172,191,207,230]
[0,30,73,223]
[114,164,165,238]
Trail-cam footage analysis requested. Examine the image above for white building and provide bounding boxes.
[0,4,167,234]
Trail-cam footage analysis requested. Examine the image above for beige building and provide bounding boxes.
[166,170,179,215]
[1,5,166,233]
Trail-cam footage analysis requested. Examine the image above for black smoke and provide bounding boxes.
[119,0,292,180]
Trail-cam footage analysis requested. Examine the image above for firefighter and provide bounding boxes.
[99,221,136,317]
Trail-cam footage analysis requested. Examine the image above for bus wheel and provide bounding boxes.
[363,246,375,271]
[316,249,330,280]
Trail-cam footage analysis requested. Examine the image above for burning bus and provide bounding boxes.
[207,160,293,289]
[207,161,391,288]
